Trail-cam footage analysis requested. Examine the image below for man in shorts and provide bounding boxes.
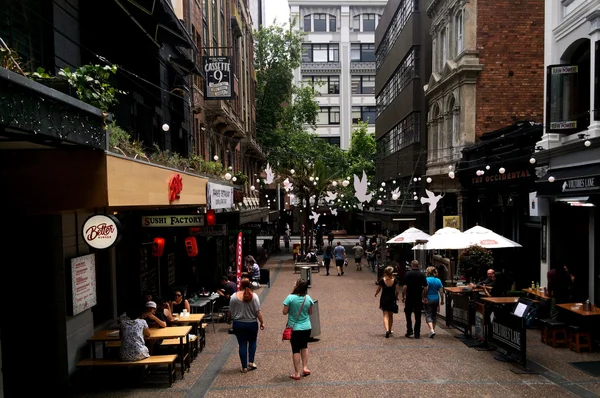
[352,242,364,271]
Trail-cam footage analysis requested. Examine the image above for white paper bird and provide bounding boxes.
[420,189,444,213]
[264,163,275,184]
[353,170,372,203]
[283,178,293,191]
[391,187,400,196]
[325,191,338,203]
[309,211,320,224]
[330,208,338,216]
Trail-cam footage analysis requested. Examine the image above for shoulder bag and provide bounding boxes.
[282,296,307,341]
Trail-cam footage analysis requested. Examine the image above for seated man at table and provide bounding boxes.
[469,269,496,297]
[217,276,237,322]
[141,301,167,328]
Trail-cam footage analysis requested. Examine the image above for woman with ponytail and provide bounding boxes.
[229,277,265,373]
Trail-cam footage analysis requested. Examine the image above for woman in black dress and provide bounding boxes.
[374,266,400,338]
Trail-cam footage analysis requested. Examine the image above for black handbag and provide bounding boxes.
[392,303,399,314]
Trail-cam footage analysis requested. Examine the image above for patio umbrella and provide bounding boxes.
[411,227,471,250]
[386,227,431,244]
[463,226,522,249]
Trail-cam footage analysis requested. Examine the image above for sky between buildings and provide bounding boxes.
[265,0,289,27]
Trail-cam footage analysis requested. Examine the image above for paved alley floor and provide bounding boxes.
[71,250,600,398]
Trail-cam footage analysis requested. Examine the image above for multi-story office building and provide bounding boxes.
[290,0,387,150]
[372,0,431,231]
[534,0,600,305]
[249,0,267,31]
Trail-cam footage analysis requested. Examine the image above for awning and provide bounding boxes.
[114,0,193,48]
[170,56,202,76]
[536,163,600,196]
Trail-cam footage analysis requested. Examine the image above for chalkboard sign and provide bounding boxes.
[487,306,527,367]
[140,246,157,294]
[451,294,471,335]
[474,301,485,341]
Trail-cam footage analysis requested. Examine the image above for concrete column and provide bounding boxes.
[589,208,595,304]
[587,12,600,137]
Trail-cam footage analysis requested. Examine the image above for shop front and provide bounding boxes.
[535,153,600,305]
[456,122,543,288]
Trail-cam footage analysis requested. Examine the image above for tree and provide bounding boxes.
[347,121,376,179]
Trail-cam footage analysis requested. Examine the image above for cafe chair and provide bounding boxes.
[543,319,568,348]
[567,325,592,353]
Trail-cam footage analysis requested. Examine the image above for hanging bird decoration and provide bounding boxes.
[325,191,338,203]
[309,210,320,224]
[283,178,293,191]
[353,170,372,204]
[264,163,275,184]
[420,189,444,213]
[330,208,338,216]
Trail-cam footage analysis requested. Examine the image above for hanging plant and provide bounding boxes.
[59,64,125,111]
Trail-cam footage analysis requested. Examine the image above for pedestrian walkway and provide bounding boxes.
[72,250,600,397]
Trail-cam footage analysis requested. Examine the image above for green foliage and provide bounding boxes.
[59,64,125,111]
[0,45,24,72]
[107,123,145,158]
[347,121,376,180]
[458,245,494,282]
[28,67,52,79]
[234,171,248,185]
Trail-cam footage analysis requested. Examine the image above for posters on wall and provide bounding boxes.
[70,254,97,315]
[207,182,234,210]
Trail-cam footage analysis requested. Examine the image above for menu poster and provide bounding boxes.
[70,254,97,316]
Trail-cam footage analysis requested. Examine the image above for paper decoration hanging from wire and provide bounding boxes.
[353,170,372,209]
[264,163,275,184]
[420,189,444,213]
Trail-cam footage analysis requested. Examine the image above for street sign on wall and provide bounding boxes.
[204,56,233,99]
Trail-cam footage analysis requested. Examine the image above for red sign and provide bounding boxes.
[236,231,243,290]
[394,237,404,242]
[169,174,183,203]
[82,215,121,250]
[471,169,531,185]
[480,239,498,245]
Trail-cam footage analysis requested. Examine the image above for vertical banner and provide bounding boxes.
[203,55,233,99]
[236,231,243,290]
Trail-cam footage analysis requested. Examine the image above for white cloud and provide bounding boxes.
[265,0,289,27]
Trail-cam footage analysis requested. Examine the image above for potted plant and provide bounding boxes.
[457,245,493,284]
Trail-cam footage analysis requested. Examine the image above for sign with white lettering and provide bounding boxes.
[487,306,527,366]
[82,215,121,249]
[204,55,233,99]
[70,254,97,316]
[450,294,471,335]
[141,215,205,227]
[561,177,598,193]
[207,182,234,210]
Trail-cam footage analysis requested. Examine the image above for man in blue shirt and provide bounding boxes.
[332,241,347,276]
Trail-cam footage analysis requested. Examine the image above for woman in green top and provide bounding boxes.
[283,279,314,380]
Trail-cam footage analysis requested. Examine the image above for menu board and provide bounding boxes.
[70,254,97,315]
[140,246,157,294]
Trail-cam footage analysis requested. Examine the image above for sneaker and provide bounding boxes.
[405,331,413,338]
[385,331,390,338]
[428,331,435,338]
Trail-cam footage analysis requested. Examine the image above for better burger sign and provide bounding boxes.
[82,214,121,249]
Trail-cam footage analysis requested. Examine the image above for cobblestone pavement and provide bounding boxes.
[71,248,600,398]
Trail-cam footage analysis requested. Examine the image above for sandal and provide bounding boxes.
[241,368,248,373]
[302,370,311,376]
[248,363,258,370]
[290,374,301,380]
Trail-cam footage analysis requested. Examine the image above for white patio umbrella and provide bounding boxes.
[411,227,471,250]
[387,227,430,244]
[463,226,522,249]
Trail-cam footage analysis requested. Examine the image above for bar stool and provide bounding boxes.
[568,325,592,353]
[545,319,568,348]
[538,318,550,344]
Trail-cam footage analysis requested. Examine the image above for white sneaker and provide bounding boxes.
[428,331,435,338]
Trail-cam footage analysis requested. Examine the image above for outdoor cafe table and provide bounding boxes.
[523,288,551,301]
[443,286,483,336]
[87,325,192,378]
[556,303,600,344]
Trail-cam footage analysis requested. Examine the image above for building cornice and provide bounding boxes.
[289,0,387,5]
[553,0,600,41]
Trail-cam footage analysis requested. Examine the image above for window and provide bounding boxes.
[303,75,340,95]
[376,112,421,158]
[363,14,376,31]
[318,107,340,124]
[314,14,326,32]
[320,137,341,147]
[351,76,375,94]
[455,11,463,56]
[211,0,217,45]
[329,16,337,32]
[376,48,419,115]
[441,27,447,70]
[352,106,377,124]
[376,1,416,69]
[304,15,311,32]
[352,15,360,30]
[203,21,209,56]
[302,44,339,62]
[220,4,225,46]
[351,44,375,62]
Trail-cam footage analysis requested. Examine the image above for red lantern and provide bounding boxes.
[152,237,165,257]
[185,236,198,257]
[206,209,216,226]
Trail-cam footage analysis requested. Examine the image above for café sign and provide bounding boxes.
[207,182,234,210]
[203,55,233,99]
[561,177,598,193]
[82,214,121,249]
[471,169,531,185]
[142,215,205,227]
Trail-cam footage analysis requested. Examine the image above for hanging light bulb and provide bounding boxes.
[377,199,382,205]
[290,169,295,174]
[332,181,338,187]
[418,177,422,181]
[413,195,418,200]
[250,185,255,191]
[548,176,555,183]
[342,180,349,187]
[346,177,350,180]
[256,178,261,183]
[426,177,432,183]
[228,166,233,170]
[367,182,371,186]
[413,177,418,182]
[449,165,453,170]
[213,155,219,161]
[529,158,536,164]
[392,180,396,184]
[309,176,314,181]
[232,176,237,182]
[315,177,319,181]
[486,165,490,170]
[381,182,386,187]
[413,191,417,195]
[224,173,232,180]
[313,181,317,185]
[585,140,591,147]
[265,194,269,198]
[448,171,455,179]
[379,187,384,192]
[499,167,506,174]
[162,123,170,132]
[392,193,399,200]
[340,194,345,198]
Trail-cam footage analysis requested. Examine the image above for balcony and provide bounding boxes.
[350,61,376,72]
[0,67,107,150]
[301,62,341,73]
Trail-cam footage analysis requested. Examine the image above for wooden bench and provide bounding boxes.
[76,354,177,387]
[200,323,207,351]
[160,335,198,367]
